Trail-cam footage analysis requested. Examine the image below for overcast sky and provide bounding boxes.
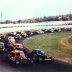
[0,0,72,21]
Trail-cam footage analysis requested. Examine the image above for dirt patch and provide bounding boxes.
[58,36,72,63]
[59,36,72,49]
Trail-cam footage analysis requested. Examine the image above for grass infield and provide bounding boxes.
[23,32,72,63]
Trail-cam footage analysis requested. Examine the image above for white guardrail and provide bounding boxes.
[0,21,72,33]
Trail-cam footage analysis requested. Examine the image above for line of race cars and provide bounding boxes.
[0,30,53,66]
[0,28,72,66]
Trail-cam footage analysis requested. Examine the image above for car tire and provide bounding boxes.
[49,57,54,62]
[33,56,37,60]
[15,60,20,65]
[38,57,43,61]
[30,59,34,64]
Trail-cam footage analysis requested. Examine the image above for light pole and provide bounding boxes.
[1,11,2,23]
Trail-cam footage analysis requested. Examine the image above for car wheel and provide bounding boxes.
[30,60,34,64]
[33,56,37,60]
[4,49,7,53]
[39,57,43,61]
[48,57,54,62]
[15,60,20,65]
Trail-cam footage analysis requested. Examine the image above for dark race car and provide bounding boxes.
[30,49,53,62]
[0,42,7,52]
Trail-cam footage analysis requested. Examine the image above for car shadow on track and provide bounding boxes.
[3,58,72,72]
[16,60,72,72]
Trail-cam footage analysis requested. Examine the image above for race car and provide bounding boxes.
[0,42,7,52]
[8,50,34,65]
[30,49,53,61]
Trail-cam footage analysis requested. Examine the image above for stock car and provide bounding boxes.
[0,42,7,52]
[30,49,53,61]
[8,50,34,65]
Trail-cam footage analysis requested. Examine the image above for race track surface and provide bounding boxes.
[0,52,72,72]
[0,38,72,72]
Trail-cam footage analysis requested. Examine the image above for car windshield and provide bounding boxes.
[37,50,45,54]
[0,42,4,48]
[10,53,15,57]
[41,51,45,53]
[20,52,26,59]
[16,53,20,56]
[15,44,23,48]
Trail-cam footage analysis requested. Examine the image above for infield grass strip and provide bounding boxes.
[23,32,72,63]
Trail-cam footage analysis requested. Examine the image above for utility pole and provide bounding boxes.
[1,11,2,23]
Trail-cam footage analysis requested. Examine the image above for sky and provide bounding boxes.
[0,0,72,21]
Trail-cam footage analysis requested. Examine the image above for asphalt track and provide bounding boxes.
[0,38,72,72]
